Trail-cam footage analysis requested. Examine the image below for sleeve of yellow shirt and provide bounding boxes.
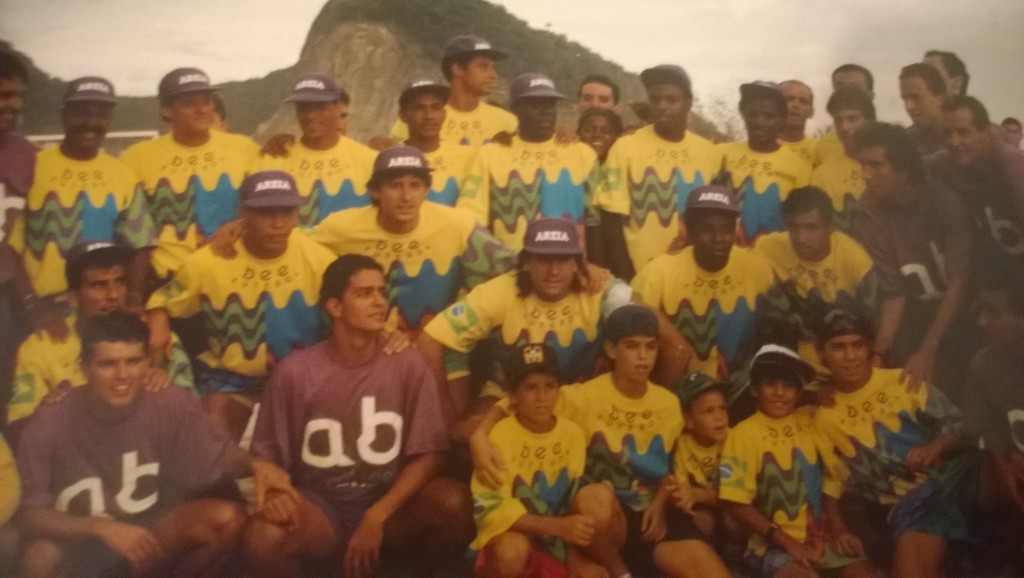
[422,278,506,352]
[8,341,50,424]
[146,253,204,318]
[455,148,491,226]
[0,435,20,526]
[470,422,530,550]
[717,426,758,505]
[595,139,630,215]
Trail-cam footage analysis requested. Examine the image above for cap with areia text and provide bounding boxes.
[239,171,302,209]
[63,77,117,104]
[399,79,451,108]
[285,73,344,103]
[504,343,561,391]
[158,67,216,100]
[510,73,566,102]
[371,146,433,180]
[640,64,692,97]
[65,241,133,285]
[750,344,815,389]
[684,185,740,215]
[442,35,508,62]
[523,218,583,256]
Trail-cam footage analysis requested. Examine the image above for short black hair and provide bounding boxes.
[831,64,874,92]
[67,249,131,291]
[577,107,624,136]
[515,251,587,298]
[851,121,924,184]
[924,50,969,94]
[366,170,432,200]
[0,50,28,83]
[826,86,876,121]
[942,95,990,130]
[442,53,477,82]
[1002,117,1022,130]
[899,63,946,97]
[319,254,384,305]
[80,311,149,363]
[577,74,620,105]
[782,186,834,223]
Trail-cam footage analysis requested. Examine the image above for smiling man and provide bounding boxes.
[253,73,376,225]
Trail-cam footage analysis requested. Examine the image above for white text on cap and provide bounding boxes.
[178,73,209,85]
[387,156,423,168]
[76,81,111,94]
[529,78,555,89]
[473,42,492,50]
[534,230,569,242]
[697,191,730,205]
[296,79,326,90]
[255,179,293,192]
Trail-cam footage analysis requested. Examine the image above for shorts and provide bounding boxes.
[887,450,982,542]
[194,360,263,396]
[474,542,567,578]
[301,489,382,551]
[49,507,168,578]
[746,544,862,577]
[621,504,707,575]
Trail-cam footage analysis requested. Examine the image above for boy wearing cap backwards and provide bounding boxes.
[812,307,982,578]
[397,78,479,206]
[146,171,336,441]
[595,64,723,280]
[15,312,248,578]
[243,254,469,578]
[253,73,376,225]
[457,72,602,257]
[473,305,727,578]
[8,241,193,440]
[312,147,515,339]
[8,76,156,303]
[120,67,259,282]
[389,35,517,149]
[670,374,730,539]
[719,344,877,578]
[719,82,812,246]
[472,343,590,578]
[755,186,878,382]
[632,184,786,421]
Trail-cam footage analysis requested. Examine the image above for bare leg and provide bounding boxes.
[479,531,532,578]
[653,539,730,578]
[242,495,338,577]
[892,531,946,578]
[21,539,64,578]
[149,498,246,577]
[383,476,475,574]
[202,393,253,443]
[571,483,628,577]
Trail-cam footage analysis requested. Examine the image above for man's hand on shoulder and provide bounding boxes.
[260,134,296,158]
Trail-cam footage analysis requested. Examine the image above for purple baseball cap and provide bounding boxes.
[240,171,303,209]
[523,218,583,255]
[685,185,740,215]
[510,73,566,102]
[399,79,451,108]
[371,146,433,180]
[640,64,693,97]
[285,73,344,103]
[158,67,217,100]
[64,77,117,104]
[442,35,508,62]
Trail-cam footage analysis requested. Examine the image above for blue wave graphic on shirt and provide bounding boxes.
[585,432,671,511]
[710,296,756,364]
[739,180,784,240]
[428,177,459,207]
[194,173,240,237]
[389,258,460,331]
[512,467,575,516]
[537,168,586,221]
[308,179,369,226]
[264,290,324,360]
[674,170,710,211]
[79,194,119,242]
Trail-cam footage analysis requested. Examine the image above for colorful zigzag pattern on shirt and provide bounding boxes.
[584,431,671,511]
[490,168,586,230]
[625,167,710,227]
[298,179,369,227]
[200,289,321,362]
[148,173,239,239]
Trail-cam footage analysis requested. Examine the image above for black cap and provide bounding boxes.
[285,73,344,103]
[239,171,303,208]
[442,35,508,63]
[510,73,566,102]
[685,184,740,215]
[815,307,875,343]
[605,304,659,343]
[158,67,216,100]
[750,344,815,389]
[675,372,727,408]
[65,241,134,286]
[399,79,451,108]
[640,64,692,97]
[523,218,583,256]
[740,81,786,113]
[63,77,117,104]
[504,343,561,391]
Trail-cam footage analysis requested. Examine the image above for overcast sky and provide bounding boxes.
[2,0,1022,133]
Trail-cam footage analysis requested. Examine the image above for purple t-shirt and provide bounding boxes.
[251,341,449,503]
[0,131,36,283]
[16,387,235,520]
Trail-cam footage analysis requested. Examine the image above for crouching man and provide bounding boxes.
[15,312,248,577]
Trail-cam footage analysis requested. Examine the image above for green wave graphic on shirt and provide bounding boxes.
[626,167,708,228]
[24,191,117,257]
[148,174,239,239]
[753,448,823,521]
[201,294,266,361]
[839,411,927,502]
[119,186,158,247]
[490,171,543,231]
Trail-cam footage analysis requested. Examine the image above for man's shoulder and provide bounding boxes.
[211,131,260,154]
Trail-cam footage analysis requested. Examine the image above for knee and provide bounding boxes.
[242,516,291,561]
[483,532,532,578]
[421,477,474,528]
[202,500,247,544]
[21,539,63,578]
[573,483,617,526]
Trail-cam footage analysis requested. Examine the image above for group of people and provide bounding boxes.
[0,31,1022,578]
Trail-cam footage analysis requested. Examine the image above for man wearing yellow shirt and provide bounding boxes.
[810,87,874,237]
[9,77,156,301]
[596,64,723,280]
[396,79,477,206]
[720,82,812,246]
[815,64,875,168]
[389,35,516,148]
[254,73,376,225]
[778,80,817,167]
[457,73,601,255]
[146,171,336,441]
[120,67,259,281]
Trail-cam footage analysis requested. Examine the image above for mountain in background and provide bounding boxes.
[6,0,730,143]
